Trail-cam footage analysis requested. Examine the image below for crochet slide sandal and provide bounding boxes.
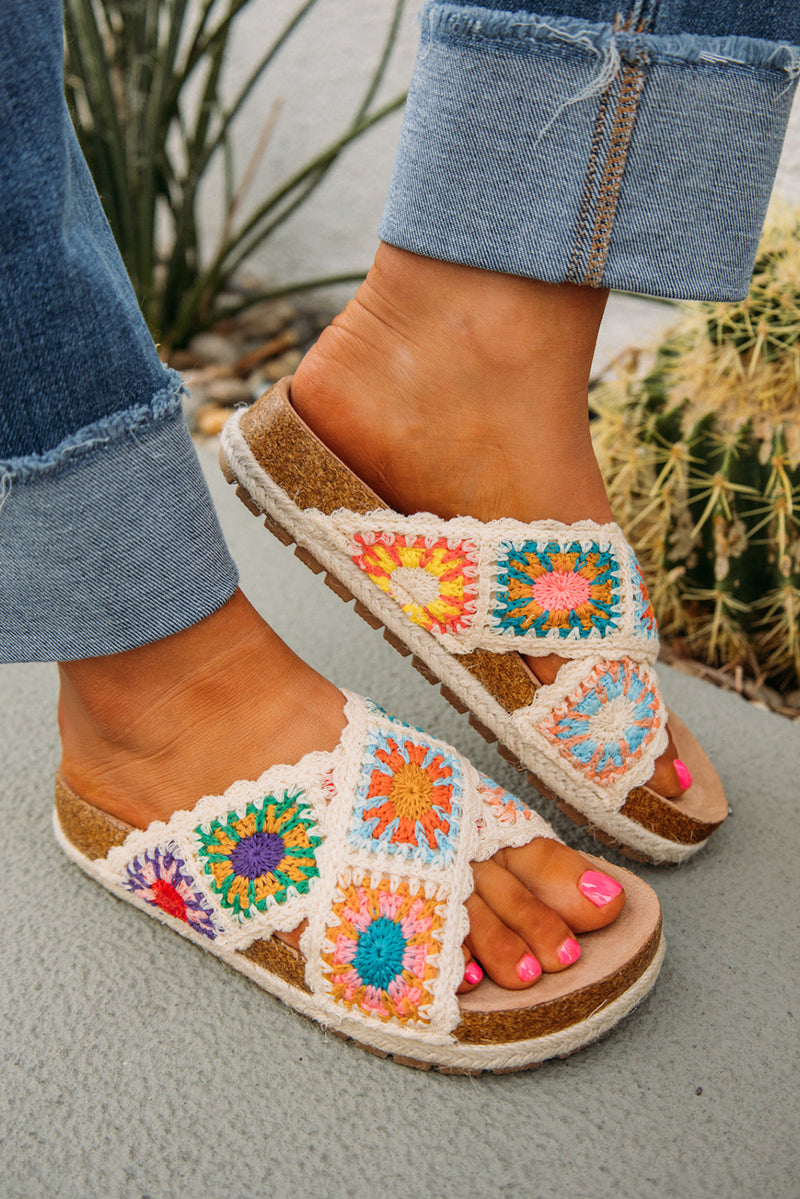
[219,380,728,864]
[54,692,664,1075]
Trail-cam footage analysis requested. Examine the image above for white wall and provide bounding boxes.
[203,0,420,300]
[207,0,800,304]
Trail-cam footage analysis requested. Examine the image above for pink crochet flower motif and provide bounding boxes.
[494,540,620,638]
[322,878,443,1025]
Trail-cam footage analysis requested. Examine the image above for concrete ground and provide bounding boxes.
[1,444,798,1199]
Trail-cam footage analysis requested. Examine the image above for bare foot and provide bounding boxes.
[291,244,684,800]
[58,590,625,994]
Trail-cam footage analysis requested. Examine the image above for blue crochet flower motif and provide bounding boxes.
[630,556,658,639]
[539,658,662,785]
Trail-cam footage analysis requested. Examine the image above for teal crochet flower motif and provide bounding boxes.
[196,792,321,918]
[493,540,621,638]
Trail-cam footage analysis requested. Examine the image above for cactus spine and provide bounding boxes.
[591,209,800,690]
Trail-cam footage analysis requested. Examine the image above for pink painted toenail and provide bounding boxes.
[464,961,483,985]
[579,869,623,907]
[674,759,693,790]
[517,953,542,983]
[557,937,581,966]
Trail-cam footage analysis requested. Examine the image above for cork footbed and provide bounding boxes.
[54,775,662,1066]
[229,380,727,856]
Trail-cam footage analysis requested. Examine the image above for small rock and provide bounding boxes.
[168,349,200,371]
[232,330,298,376]
[204,377,254,407]
[187,332,240,366]
[195,403,229,436]
[237,299,295,339]
[262,348,304,382]
[742,680,783,709]
[246,371,272,398]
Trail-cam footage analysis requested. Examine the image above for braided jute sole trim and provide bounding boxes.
[219,407,721,864]
[53,803,665,1075]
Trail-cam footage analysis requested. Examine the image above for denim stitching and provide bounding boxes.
[583,51,647,287]
[567,83,611,284]
[567,1,660,286]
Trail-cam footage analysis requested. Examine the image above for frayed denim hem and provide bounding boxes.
[423,5,800,76]
[0,379,238,662]
[0,368,187,489]
[379,3,799,300]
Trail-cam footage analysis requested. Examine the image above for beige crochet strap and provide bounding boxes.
[329,510,659,663]
[87,692,557,1041]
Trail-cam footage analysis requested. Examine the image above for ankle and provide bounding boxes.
[292,245,612,524]
[58,592,269,749]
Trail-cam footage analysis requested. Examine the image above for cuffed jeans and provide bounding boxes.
[1,0,798,662]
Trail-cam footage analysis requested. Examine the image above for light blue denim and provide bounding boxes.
[2,0,798,662]
[0,0,238,662]
[380,2,800,298]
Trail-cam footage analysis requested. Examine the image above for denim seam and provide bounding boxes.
[568,68,612,283]
[565,6,649,287]
[0,367,186,490]
[584,52,648,286]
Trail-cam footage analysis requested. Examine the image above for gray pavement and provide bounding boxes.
[1,443,798,1199]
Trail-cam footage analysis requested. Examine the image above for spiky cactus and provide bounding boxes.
[591,209,800,690]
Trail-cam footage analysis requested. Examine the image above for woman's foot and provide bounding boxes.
[290,244,684,800]
[58,590,625,996]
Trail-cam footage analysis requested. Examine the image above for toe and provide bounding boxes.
[470,858,581,977]
[501,838,626,934]
[465,892,544,989]
[647,725,691,798]
[456,948,484,994]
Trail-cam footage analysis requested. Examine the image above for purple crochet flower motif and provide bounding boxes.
[124,846,217,939]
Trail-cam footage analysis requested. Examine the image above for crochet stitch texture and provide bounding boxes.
[77,693,557,1041]
[222,405,670,829]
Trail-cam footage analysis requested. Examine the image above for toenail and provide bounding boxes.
[517,953,542,983]
[464,961,483,985]
[557,937,581,966]
[579,869,623,908]
[674,759,693,790]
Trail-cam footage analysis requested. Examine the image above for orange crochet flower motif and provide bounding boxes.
[352,533,476,633]
[322,877,443,1024]
[632,561,658,636]
[476,773,535,824]
[350,732,462,865]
